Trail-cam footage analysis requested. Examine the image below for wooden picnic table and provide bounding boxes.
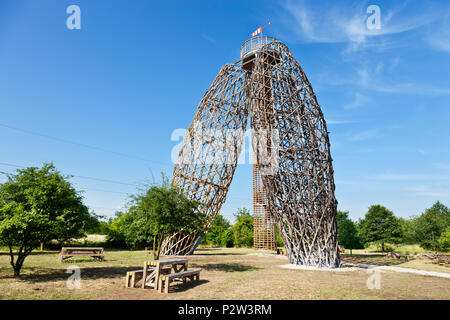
[142,258,188,291]
[59,247,104,262]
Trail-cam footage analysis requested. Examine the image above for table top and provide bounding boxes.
[147,258,188,266]
[61,247,103,250]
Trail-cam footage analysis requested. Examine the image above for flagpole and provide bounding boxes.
[261,22,271,36]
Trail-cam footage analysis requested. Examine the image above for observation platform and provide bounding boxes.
[240,36,280,71]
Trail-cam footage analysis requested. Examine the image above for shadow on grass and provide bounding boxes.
[0,251,60,256]
[168,279,210,293]
[341,253,407,266]
[0,266,141,283]
[193,248,254,256]
[198,263,260,272]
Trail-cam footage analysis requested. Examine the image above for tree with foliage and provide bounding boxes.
[204,214,231,247]
[438,226,450,252]
[232,208,253,247]
[410,201,449,252]
[106,211,145,249]
[358,205,402,252]
[276,232,284,248]
[398,217,416,244]
[126,178,208,259]
[336,211,362,255]
[0,163,93,276]
[221,228,234,247]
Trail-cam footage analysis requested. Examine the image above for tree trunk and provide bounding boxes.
[381,242,385,252]
[155,237,162,260]
[152,236,157,260]
[13,264,21,277]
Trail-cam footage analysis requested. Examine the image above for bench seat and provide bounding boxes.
[158,269,201,293]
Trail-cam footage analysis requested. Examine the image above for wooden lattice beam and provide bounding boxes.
[161,37,340,268]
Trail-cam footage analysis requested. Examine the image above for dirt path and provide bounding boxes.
[343,262,450,279]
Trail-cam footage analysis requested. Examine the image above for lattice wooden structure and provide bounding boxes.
[161,36,340,268]
[253,164,276,250]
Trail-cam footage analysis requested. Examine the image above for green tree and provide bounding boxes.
[358,205,402,252]
[106,211,149,249]
[205,214,231,247]
[398,217,416,244]
[276,232,284,248]
[221,228,234,247]
[438,226,450,252]
[411,201,449,252]
[0,163,93,276]
[126,181,208,259]
[232,208,253,247]
[336,211,362,255]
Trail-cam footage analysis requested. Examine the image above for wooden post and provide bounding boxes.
[141,261,148,289]
[153,261,161,291]
[164,279,169,294]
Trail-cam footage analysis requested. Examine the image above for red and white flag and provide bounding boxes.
[251,27,262,37]
[251,22,271,37]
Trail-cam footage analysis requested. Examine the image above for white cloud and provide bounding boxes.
[279,0,446,52]
[326,119,358,124]
[373,173,437,181]
[426,10,450,53]
[318,62,450,96]
[349,128,378,141]
[344,92,369,109]
[428,27,450,53]
[403,185,450,198]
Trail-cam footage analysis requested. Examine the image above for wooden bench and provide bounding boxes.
[158,269,201,293]
[59,247,104,262]
[386,251,409,262]
[125,270,144,288]
[125,266,172,288]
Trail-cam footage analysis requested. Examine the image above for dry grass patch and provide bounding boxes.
[0,248,449,300]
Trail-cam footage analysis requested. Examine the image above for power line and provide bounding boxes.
[0,122,171,167]
[78,187,131,195]
[89,205,124,211]
[0,162,141,187]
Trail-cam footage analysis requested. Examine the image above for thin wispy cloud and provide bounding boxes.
[202,34,216,44]
[344,92,369,109]
[327,119,359,124]
[349,128,378,141]
[426,11,450,53]
[279,0,446,53]
[403,185,450,198]
[318,63,450,97]
[370,172,450,181]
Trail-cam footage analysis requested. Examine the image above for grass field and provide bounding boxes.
[0,247,449,300]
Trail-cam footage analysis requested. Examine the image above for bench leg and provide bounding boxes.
[131,273,136,288]
[125,272,130,288]
[158,278,163,293]
[164,279,169,294]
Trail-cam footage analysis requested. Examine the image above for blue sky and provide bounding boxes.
[0,0,449,223]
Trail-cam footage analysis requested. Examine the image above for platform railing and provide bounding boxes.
[240,36,277,59]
